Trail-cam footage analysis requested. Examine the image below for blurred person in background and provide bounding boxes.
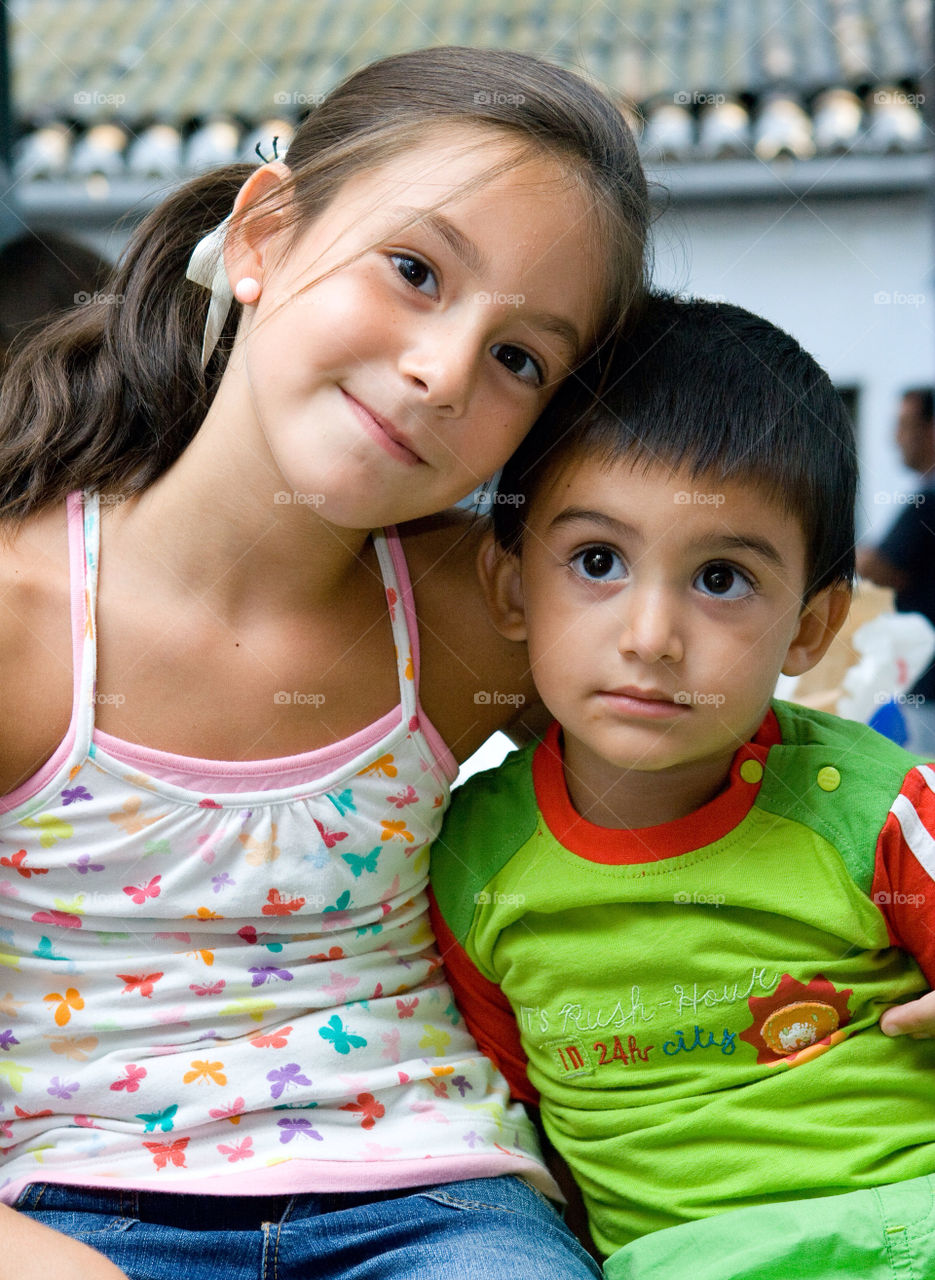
[857,388,935,754]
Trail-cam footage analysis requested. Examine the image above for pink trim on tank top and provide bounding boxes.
[384,528,457,784]
[0,1152,560,1207]
[0,502,458,808]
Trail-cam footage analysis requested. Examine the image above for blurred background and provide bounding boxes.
[0,0,930,533]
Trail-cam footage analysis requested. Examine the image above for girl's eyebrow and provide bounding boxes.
[389,207,485,273]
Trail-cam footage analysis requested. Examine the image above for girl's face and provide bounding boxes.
[224,128,605,529]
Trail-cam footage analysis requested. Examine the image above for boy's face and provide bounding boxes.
[486,453,847,809]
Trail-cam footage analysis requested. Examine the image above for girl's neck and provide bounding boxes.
[108,393,374,624]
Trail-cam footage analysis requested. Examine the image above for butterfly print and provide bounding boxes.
[122,876,162,906]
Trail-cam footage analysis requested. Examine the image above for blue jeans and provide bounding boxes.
[14,1177,601,1280]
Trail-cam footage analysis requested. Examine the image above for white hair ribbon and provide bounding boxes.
[185,213,234,369]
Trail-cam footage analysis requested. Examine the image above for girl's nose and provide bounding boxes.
[616,588,684,665]
[398,318,482,416]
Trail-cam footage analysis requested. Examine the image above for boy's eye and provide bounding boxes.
[570,545,626,581]
[391,254,438,297]
[695,562,754,599]
[490,342,544,387]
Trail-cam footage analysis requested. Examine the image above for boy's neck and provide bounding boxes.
[560,735,742,830]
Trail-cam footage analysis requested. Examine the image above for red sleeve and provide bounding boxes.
[428,888,538,1106]
[871,764,935,984]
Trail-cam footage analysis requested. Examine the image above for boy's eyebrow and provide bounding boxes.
[694,533,788,569]
[389,207,582,361]
[549,510,790,570]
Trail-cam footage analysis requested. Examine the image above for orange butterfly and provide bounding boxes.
[143,1137,189,1169]
[261,889,305,916]
[117,972,164,998]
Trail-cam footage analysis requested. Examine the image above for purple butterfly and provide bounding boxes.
[267,1063,312,1100]
[70,854,105,874]
[61,787,93,806]
[47,1076,80,1100]
[277,1117,323,1144]
[248,965,294,988]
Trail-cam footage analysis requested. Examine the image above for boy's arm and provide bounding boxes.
[428,889,538,1104]
[871,764,935,1037]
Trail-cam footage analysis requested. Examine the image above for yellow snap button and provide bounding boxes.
[817,766,841,792]
[740,759,764,784]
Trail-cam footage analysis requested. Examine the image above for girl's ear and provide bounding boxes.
[477,530,528,642]
[223,160,292,284]
[781,583,852,677]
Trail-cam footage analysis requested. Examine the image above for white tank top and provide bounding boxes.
[0,492,551,1203]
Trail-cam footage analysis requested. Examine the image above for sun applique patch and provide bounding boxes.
[739,973,852,1067]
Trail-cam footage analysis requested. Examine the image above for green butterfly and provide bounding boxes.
[136,1103,178,1133]
[341,846,381,878]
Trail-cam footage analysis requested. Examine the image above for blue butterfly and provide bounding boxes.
[136,1103,178,1133]
[318,1014,367,1055]
[341,845,381,878]
[326,789,356,818]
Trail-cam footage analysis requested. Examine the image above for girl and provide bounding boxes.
[0,46,647,1280]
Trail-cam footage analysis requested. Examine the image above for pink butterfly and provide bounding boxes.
[218,1137,254,1162]
[117,972,164,998]
[314,817,348,848]
[122,875,162,906]
[190,980,226,997]
[387,786,418,809]
[396,997,418,1018]
[110,1063,147,1092]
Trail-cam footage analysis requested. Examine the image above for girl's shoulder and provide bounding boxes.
[0,504,74,795]
[396,511,537,763]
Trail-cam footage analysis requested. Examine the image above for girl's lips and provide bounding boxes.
[341,390,422,466]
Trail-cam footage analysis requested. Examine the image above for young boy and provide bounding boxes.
[430,294,935,1278]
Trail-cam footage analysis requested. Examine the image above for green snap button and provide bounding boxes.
[817,766,841,792]
[739,759,764,784]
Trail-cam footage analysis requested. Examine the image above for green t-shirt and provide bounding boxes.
[431,702,935,1255]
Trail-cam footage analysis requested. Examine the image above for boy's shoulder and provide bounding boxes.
[763,700,926,890]
[431,738,541,931]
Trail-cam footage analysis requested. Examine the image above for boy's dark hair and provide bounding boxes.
[493,292,857,600]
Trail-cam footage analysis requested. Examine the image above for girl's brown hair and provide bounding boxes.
[0,46,648,522]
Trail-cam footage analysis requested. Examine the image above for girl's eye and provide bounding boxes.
[490,342,544,387]
[391,254,438,298]
[569,545,626,582]
[695,562,754,599]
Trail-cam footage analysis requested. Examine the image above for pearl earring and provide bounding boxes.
[234,277,261,305]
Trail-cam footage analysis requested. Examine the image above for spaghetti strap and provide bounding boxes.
[372,527,418,723]
[72,490,100,757]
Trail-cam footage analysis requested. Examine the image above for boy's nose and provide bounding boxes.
[616,588,684,665]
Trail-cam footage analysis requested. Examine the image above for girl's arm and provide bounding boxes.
[0,1204,130,1279]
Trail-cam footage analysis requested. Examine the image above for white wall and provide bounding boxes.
[649,190,934,542]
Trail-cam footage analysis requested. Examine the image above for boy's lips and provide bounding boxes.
[341,390,423,466]
[599,686,688,718]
